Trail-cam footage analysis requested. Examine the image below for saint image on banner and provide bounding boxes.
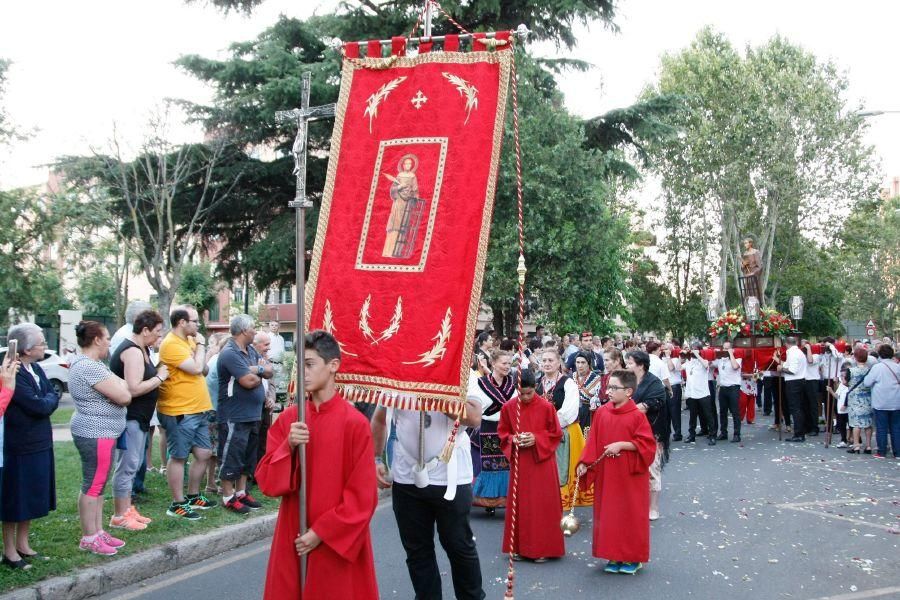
[382,153,427,258]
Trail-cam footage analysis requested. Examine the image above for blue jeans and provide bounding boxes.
[872,409,900,457]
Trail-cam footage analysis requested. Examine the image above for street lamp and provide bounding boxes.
[706,298,718,322]
[790,295,804,333]
[745,296,760,326]
[856,109,900,118]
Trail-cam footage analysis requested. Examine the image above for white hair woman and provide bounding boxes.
[1,323,59,569]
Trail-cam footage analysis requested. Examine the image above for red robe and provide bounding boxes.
[256,395,379,600]
[498,395,565,559]
[580,400,656,563]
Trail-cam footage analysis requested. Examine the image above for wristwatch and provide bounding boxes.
[257,365,264,376]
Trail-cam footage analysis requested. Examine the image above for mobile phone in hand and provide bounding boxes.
[7,339,18,360]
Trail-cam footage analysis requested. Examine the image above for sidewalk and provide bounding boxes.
[0,516,277,600]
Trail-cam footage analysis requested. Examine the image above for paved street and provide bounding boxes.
[102,420,899,600]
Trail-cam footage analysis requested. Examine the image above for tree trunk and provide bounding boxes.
[491,302,505,337]
[157,288,174,329]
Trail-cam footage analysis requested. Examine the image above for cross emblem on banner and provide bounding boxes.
[411,90,428,109]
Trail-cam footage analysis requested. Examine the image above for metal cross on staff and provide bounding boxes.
[274,71,335,591]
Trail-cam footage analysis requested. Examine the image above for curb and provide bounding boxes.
[0,514,277,600]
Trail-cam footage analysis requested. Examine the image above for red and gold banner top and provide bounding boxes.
[304,39,513,412]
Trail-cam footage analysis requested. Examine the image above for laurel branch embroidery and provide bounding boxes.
[441,72,478,124]
[363,76,407,132]
[323,299,357,357]
[403,307,452,367]
[358,294,403,345]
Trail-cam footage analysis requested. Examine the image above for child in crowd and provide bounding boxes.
[827,369,850,448]
[578,369,656,575]
[498,369,565,562]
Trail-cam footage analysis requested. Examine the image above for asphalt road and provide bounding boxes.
[102,419,900,600]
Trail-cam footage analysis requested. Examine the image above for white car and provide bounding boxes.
[0,347,69,397]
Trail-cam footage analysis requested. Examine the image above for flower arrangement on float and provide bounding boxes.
[708,309,750,340]
[757,307,793,337]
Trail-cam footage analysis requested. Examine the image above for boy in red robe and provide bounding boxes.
[256,330,379,599]
[578,369,657,575]
[498,369,565,562]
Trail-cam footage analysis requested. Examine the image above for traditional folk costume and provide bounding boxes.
[468,372,518,508]
[537,374,593,509]
[498,394,565,559]
[580,400,657,564]
[256,396,379,600]
[573,369,603,433]
[738,377,757,424]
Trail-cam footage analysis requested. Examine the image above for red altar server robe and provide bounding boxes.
[498,395,565,559]
[580,400,657,563]
[256,395,379,600]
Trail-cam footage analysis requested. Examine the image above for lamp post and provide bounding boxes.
[706,298,719,323]
[790,295,804,332]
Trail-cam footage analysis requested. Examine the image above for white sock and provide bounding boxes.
[224,494,234,503]
[83,534,97,542]
[236,490,246,498]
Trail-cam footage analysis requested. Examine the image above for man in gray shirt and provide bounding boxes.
[864,344,900,458]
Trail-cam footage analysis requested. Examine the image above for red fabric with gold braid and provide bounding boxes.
[305,41,513,412]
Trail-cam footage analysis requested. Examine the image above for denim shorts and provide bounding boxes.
[158,411,212,460]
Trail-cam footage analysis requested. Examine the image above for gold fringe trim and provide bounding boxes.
[338,383,466,413]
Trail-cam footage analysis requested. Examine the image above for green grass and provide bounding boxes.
[0,441,277,593]
[49,407,74,426]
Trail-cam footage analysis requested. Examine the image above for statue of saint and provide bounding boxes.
[740,236,762,296]
[382,154,421,258]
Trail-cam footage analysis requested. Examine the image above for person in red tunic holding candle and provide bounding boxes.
[498,369,565,562]
[578,369,657,575]
[256,330,378,600]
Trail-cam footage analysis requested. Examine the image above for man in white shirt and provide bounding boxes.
[664,343,684,441]
[716,341,743,442]
[683,342,717,445]
[109,300,153,355]
[776,336,807,442]
[372,395,485,599]
[801,340,822,437]
[266,321,286,363]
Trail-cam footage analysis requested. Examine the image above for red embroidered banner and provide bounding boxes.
[305,46,513,411]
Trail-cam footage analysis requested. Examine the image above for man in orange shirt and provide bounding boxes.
[157,305,218,520]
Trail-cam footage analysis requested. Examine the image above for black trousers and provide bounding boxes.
[836,413,848,443]
[784,380,806,437]
[770,377,790,426]
[688,395,716,439]
[803,380,821,434]
[578,402,592,432]
[669,384,683,437]
[707,380,719,431]
[718,384,741,436]
[762,376,778,416]
[392,483,485,600]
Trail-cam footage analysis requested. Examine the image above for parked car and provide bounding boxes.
[0,347,69,397]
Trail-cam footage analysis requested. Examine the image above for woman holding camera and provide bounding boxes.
[2,324,59,569]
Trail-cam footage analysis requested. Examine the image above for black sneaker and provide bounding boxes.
[731,434,741,443]
[716,433,728,441]
[708,437,717,445]
[672,434,683,442]
[225,496,251,515]
[166,502,201,521]
[238,493,262,510]
[186,493,218,510]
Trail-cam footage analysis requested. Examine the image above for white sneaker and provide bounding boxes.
[649,510,660,521]
[836,441,848,448]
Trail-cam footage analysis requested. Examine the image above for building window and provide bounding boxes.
[208,300,221,322]
[279,287,293,304]
[232,287,243,303]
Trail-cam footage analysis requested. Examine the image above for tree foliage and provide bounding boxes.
[838,194,900,334]
[644,29,880,318]
[177,262,220,332]
[0,187,72,324]
[78,268,118,316]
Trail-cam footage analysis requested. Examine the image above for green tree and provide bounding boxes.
[176,262,220,330]
[644,29,880,312]
[0,186,72,325]
[78,268,118,316]
[838,194,900,335]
